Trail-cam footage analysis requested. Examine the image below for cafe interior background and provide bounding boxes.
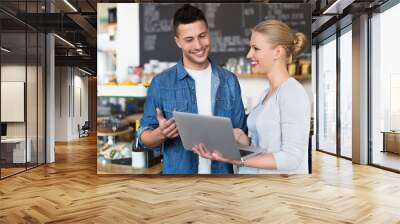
[96,3,313,174]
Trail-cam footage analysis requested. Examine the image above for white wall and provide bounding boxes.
[55,67,89,141]
[2,64,46,163]
[1,65,40,137]
[1,65,26,139]
[55,67,68,141]
[72,74,89,138]
[115,3,140,83]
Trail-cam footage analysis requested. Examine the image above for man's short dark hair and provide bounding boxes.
[173,4,208,36]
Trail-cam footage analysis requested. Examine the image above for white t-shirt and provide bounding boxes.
[185,64,212,174]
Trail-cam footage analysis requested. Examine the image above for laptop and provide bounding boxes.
[173,111,260,161]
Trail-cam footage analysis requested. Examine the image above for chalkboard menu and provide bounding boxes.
[139,3,311,65]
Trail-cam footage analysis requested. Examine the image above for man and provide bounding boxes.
[138,4,246,174]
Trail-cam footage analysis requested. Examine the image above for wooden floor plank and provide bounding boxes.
[0,135,400,223]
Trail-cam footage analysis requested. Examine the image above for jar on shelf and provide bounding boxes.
[288,62,297,76]
[301,63,311,76]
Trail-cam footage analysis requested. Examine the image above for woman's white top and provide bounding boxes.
[239,78,310,174]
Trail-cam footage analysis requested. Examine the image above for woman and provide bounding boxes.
[192,20,310,174]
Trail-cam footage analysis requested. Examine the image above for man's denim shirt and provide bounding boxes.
[138,59,246,174]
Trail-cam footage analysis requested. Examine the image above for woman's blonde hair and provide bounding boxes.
[253,19,307,63]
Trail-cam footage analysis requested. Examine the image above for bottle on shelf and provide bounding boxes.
[132,120,147,169]
[108,7,117,24]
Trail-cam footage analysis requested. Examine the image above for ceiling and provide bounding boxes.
[0,0,393,75]
[0,0,99,73]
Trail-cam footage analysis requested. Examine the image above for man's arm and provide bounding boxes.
[138,78,179,148]
[140,109,179,148]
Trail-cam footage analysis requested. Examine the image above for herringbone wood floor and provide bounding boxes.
[1,135,400,223]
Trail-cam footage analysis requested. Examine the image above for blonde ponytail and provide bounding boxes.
[293,32,307,58]
[253,20,307,62]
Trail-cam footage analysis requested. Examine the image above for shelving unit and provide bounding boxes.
[98,85,147,98]
[141,72,311,81]
[97,4,118,85]
[98,23,117,32]
[237,73,311,81]
[292,74,312,81]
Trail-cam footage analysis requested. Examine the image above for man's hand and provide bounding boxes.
[140,108,179,148]
[156,108,179,139]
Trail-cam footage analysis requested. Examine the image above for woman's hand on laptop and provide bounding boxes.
[233,128,250,146]
[192,143,213,160]
[192,144,241,165]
